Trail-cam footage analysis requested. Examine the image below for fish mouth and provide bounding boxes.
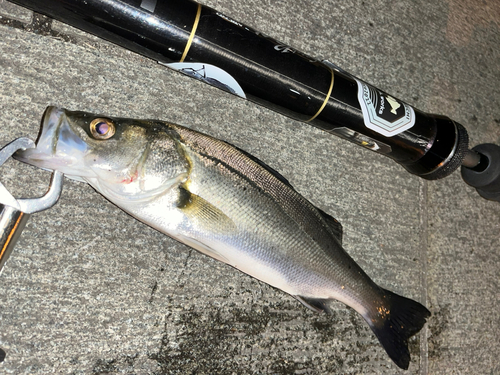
[14,106,92,180]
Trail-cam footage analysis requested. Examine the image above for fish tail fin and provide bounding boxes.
[296,289,430,369]
[365,288,431,370]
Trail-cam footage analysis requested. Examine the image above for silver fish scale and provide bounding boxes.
[172,124,382,309]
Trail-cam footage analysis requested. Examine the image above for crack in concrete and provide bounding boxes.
[148,280,159,304]
[175,248,193,288]
[419,178,429,375]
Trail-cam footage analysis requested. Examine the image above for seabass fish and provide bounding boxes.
[15,107,430,369]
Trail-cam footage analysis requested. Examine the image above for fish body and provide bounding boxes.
[16,107,430,369]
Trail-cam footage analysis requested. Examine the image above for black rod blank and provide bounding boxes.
[9,0,470,180]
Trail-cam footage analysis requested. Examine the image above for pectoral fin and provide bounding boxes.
[177,186,236,234]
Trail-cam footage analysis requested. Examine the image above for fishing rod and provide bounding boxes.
[8,0,500,201]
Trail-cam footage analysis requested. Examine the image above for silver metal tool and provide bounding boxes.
[0,137,63,273]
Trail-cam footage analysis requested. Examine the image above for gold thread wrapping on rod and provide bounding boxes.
[306,67,335,122]
[180,4,202,63]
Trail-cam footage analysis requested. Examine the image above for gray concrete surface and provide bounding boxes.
[0,0,498,374]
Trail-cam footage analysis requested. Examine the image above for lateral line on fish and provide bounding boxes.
[185,148,272,196]
[176,133,345,258]
[181,147,329,250]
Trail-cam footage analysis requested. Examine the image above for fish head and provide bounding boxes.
[15,107,190,202]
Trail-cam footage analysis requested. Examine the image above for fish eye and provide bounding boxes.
[90,118,115,140]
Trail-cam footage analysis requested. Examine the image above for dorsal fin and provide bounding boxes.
[227,140,345,245]
[316,207,343,244]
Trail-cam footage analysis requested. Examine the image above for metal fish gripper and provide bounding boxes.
[0,138,63,273]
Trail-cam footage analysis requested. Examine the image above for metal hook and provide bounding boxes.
[0,137,64,273]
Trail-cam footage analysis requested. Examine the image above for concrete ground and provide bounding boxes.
[0,0,499,374]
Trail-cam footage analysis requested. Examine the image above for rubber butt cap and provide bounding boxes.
[461,143,500,202]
